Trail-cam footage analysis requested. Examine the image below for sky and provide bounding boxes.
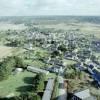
[0,0,100,16]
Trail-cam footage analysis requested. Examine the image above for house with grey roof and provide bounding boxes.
[72,89,96,100]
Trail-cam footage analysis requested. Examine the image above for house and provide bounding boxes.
[46,58,63,66]
[24,43,33,50]
[88,64,94,74]
[91,40,100,52]
[88,63,100,74]
[75,63,86,71]
[47,65,64,74]
[87,64,100,86]
[72,89,96,100]
[92,69,100,86]
[64,52,73,59]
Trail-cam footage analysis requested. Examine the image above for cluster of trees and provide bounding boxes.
[58,44,67,53]
[33,73,46,92]
[0,92,41,100]
[51,50,61,58]
[64,65,84,79]
[6,39,22,47]
[0,56,25,81]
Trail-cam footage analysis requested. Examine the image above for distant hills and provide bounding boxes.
[0,16,100,25]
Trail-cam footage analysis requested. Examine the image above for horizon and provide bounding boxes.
[0,15,100,17]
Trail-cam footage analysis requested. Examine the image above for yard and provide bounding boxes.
[0,71,36,97]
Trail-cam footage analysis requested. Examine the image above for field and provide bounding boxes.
[0,46,25,60]
[0,23,27,30]
[0,71,36,97]
[33,22,100,38]
[0,46,14,59]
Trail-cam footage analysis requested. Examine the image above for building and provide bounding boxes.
[72,89,96,100]
[42,78,55,100]
[47,65,64,74]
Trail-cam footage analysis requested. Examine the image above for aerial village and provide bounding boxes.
[0,18,100,100]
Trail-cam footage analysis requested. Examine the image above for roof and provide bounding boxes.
[27,66,49,75]
[92,73,100,82]
[42,90,52,100]
[74,89,91,99]
[42,78,54,100]
[46,78,55,91]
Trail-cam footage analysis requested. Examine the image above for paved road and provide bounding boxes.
[58,76,67,100]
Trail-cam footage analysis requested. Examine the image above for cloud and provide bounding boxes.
[0,0,100,16]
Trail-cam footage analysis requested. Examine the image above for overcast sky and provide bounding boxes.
[0,0,100,16]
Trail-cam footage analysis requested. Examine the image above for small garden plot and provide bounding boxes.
[0,71,36,97]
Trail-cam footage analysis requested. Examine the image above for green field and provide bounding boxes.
[0,71,36,97]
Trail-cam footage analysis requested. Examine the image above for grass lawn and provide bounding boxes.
[46,73,56,80]
[33,47,50,58]
[0,71,36,97]
[24,59,46,68]
[63,59,77,66]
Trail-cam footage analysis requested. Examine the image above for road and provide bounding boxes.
[58,76,67,100]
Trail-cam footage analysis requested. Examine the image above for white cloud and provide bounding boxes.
[0,0,100,16]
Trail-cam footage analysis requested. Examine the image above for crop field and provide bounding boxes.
[34,22,100,38]
[0,23,27,30]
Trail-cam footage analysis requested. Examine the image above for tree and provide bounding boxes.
[58,45,67,53]
[0,57,16,81]
[33,73,45,92]
[13,56,26,68]
[51,50,60,58]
